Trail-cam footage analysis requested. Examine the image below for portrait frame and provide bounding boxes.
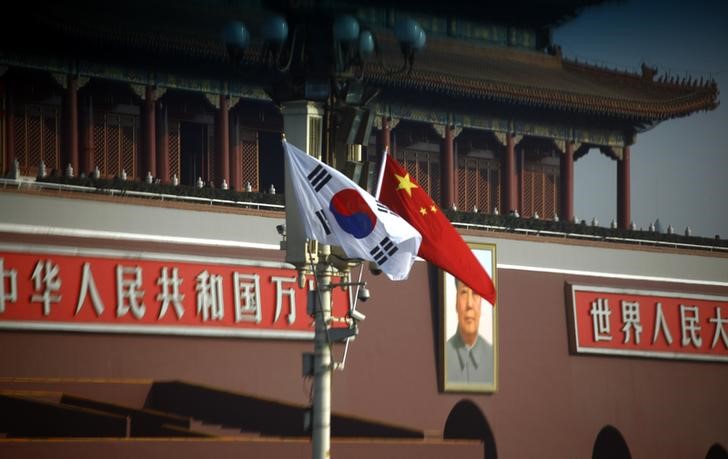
[441,242,498,393]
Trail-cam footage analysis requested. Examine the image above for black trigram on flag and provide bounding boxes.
[315,209,331,235]
[376,202,398,217]
[307,164,333,192]
[370,237,399,266]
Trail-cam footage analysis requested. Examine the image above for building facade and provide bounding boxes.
[1,1,726,458]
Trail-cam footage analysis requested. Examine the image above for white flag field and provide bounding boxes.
[283,141,422,281]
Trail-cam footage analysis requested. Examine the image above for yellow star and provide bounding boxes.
[395,173,418,197]
[430,204,437,213]
[419,207,427,216]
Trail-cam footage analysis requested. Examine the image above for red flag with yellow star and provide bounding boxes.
[378,154,496,305]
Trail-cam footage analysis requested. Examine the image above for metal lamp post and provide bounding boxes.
[223,11,426,459]
[312,243,332,459]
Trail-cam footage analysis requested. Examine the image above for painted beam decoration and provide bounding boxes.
[568,285,728,362]
[0,246,348,339]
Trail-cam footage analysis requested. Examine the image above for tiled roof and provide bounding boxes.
[365,34,719,121]
[3,3,718,123]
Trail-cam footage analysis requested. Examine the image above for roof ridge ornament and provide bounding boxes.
[641,62,657,81]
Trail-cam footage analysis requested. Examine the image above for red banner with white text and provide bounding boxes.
[0,247,349,339]
[569,285,728,362]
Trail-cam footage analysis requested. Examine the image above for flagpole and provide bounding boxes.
[312,243,332,459]
[284,138,422,459]
[373,146,389,200]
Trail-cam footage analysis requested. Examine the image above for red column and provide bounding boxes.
[504,133,518,213]
[560,141,574,222]
[79,95,94,174]
[216,95,230,187]
[63,75,79,172]
[229,113,242,191]
[453,139,459,206]
[617,145,631,229]
[156,101,169,183]
[143,85,156,179]
[518,148,525,214]
[441,125,455,209]
[3,83,14,173]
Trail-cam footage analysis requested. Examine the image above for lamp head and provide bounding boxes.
[223,21,250,50]
[333,14,360,43]
[358,30,374,56]
[357,286,371,302]
[262,15,288,46]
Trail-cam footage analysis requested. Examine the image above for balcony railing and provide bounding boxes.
[1,176,284,211]
[2,175,726,253]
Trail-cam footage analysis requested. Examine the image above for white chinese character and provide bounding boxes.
[708,307,728,349]
[31,260,62,316]
[679,304,702,348]
[0,258,18,313]
[157,267,185,319]
[651,302,673,345]
[116,265,146,319]
[590,298,612,342]
[620,300,643,344]
[233,273,261,323]
[75,263,104,316]
[272,276,297,325]
[196,271,224,321]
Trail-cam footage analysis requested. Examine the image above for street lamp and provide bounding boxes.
[222,20,250,64]
[222,11,426,459]
[223,12,427,100]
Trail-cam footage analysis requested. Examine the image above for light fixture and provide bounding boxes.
[358,31,374,57]
[223,20,250,63]
[368,262,382,276]
[223,13,426,88]
[350,309,366,321]
[333,15,360,43]
[384,17,427,74]
[356,287,370,303]
[394,17,421,48]
[262,15,288,45]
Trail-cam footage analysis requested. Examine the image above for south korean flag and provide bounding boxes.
[283,140,422,281]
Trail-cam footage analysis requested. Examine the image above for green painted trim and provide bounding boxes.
[355,8,536,49]
[1,55,270,101]
[375,102,627,147]
[3,54,626,146]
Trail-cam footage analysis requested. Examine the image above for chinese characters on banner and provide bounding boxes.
[569,285,728,362]
[0,248,348,339]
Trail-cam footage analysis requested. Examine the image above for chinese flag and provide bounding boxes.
[378,154,496,305]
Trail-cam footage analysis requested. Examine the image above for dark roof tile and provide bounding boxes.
[366,34,718,120]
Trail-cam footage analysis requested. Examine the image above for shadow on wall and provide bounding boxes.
[706,443,728,459]
[593,425,631,459]
[444,399,497,459]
